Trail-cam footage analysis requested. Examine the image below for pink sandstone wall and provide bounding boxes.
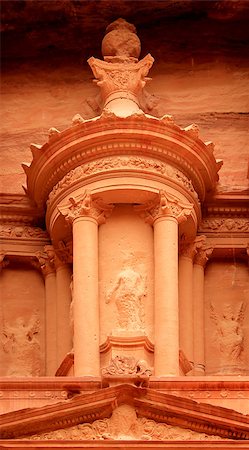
[1,56,248,194]
[0,265,45,376]
[204,260,249,375]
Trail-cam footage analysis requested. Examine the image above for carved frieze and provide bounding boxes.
[135,190,193,225]
[2,313,41,377]
[200,217,249,233]
[58,191,113,225]
[0,224,48,240]
[47,156,195,207]
[27,404,222,441]
[102,356,152,377]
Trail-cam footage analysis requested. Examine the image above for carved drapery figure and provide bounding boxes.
[106,263,146,331]
[210,302,245,365]
[2,313,41,376]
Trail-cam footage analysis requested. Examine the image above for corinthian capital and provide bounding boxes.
[35,245,56,276]
[58,191,113,225]
[135,190,193,225]
[194,235,213,267]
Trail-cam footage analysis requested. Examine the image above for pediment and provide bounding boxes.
[1,384,248,441]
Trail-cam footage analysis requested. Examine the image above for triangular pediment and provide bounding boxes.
[0,384,248,441]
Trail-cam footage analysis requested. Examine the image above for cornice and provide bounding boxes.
[0,194,44,226]
[23,112,221,210]
[0,384,248,440]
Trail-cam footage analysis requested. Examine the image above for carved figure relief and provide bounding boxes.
[210,302,246,367]
[28,404,222,441]
[2,313,41,376]
[102,356,152,377]
[106,264,146,331]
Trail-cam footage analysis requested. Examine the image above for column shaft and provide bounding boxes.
[179,255,194,366]
[45,271,57,375]
[154,216,179,376]
[193,263,205,374]
[56,263,72,365]
[73,216,99,376]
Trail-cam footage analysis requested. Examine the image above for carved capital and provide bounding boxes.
[88,54,154,106]
[55,240,73,265]
[0,252,9,271]
[179,240,196,260]
[59,191,113,226]
[35,245,56,276]
[135,190,193,225]
[194,235,213,267]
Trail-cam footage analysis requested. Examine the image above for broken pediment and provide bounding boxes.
[24,404,223,441]
[0,384,248,441]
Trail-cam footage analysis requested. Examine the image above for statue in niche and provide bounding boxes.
[106,261,146,331]
[210,302,246,365]
[2,313,41,376]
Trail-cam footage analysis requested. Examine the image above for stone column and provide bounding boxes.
[36,248,57,376]
[178,240,196,369]
[136,191,193,376]
[193,237,213,375]
[59,192,113,377]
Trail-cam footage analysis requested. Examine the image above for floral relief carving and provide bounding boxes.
[2,313,41,376]
[36,245,56,276]
[59,191,113,225]
[199,217,249,233]
[47,157,195,207]
[0,224,48,239]
[210,302,246,370]
[106,264,146,332]
[27,404,222,441]
[102,356,152,377]
[193,235,213,266]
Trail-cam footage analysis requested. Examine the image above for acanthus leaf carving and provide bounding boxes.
[193,235,213,266]
[36,245,56,276]
[0,251,9,271]
[58,191,114,225]
[135,190,193,225]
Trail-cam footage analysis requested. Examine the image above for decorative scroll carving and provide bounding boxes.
[106,264,146,331]
[210,302,246,368]
[135,190,193,225]
[47,157,195,207]
[102,356,152,377]
[58,191,113,225]
[0,224,48,239]
[199,217,249,233]
[28,404,222,441]
[2,313,41,376]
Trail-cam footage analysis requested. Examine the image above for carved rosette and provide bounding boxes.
[135,190,193,225]
[58,191,113,226]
